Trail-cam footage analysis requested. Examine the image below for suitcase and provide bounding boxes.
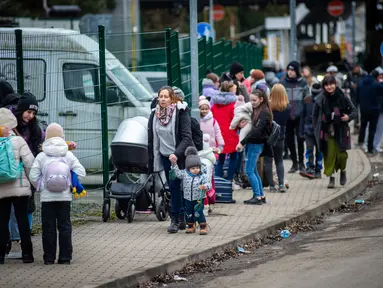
[214,176,236,203]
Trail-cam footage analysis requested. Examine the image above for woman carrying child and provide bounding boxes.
[236,90,272,205]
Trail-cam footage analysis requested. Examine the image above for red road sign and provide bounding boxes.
[327,1,345,17]
[213,4,225,21]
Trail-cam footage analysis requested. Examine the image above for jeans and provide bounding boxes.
[286,118,304,164]
[185,199,206,224]
[161,155,184,218]
[42,201,72,262]
[264,139,285,187]
[305,134,323,170]
[358,110,380,153]
[0,196,33,259]
[215,152,238,181]
[245,144,264,197]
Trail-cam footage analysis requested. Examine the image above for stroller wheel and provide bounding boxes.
[115,201,127,220]
[102,200,110,222]
[155,197,168,221]
[127,201,135,223]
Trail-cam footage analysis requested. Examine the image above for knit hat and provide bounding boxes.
[172,86,185,100]
[16,92,38,113]
[185,146,201,170]
[311,83,322,94]
[0,108,17,129]
[286,61,300,75]
[199,95,210,108]
[45,123,64,140]
[326,65,338,73]
[230,62,244,76]
[251,69,265,81]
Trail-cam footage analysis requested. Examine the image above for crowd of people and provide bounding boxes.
[1,58,382,263]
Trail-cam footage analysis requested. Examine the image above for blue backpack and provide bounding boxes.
[0,137,23,184]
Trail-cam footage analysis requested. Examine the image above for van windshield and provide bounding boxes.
[110,67,153,102]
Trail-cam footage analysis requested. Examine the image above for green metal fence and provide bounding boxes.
[0,26,262,227]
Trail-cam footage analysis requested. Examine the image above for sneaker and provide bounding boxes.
[186,223,196,234]
[298,162,306,172]
[269,186,277,192]
[314,169,322,179]
[299,168,315,179]
[199,222,208,235]
[244,197,263,205]
[58,260,70,265]
[327,177,335,189]
[279,185,287,193]
[178,214,186,230]
[288,163,298,173]
[340,170,347,186]
[232,182,241,190]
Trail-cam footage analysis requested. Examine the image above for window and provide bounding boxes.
[147,77,167,94]
[63,63,99,103]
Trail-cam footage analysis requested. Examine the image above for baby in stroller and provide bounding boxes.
[171,146,212,235]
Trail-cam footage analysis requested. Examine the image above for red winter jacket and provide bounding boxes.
[211,102,239,154]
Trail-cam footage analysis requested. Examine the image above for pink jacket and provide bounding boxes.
[199,111,225,151]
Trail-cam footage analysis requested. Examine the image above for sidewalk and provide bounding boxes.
[0,149,370,288]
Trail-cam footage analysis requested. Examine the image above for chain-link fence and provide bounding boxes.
[0,26,263,228]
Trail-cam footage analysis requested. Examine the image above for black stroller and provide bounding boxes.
[102,116,170,223]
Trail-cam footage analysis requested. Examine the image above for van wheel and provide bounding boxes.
[127,201,135,223]
[115,201,126,220]
[102,200,110,222]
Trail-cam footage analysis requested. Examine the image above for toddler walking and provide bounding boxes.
[29,123,86,265]
[171,146,211,235]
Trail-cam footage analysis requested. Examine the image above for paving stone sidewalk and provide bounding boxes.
[0,149,369,288]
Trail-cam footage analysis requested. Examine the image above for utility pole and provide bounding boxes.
[190,0,199,119]
[352,1,356,64]
[289,0,296,61]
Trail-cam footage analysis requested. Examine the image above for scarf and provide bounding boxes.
[155,104,175,126]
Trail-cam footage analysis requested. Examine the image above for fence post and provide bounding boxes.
[173,31,182,88]
[15,29,24,94]
[165,28,172,86]
[98,25,109,193]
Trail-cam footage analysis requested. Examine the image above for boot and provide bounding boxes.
[178,214,186,230]
[199,222,208,235]
[22,254,34,264]
[288,163,298,173]
[167,216,179,233]
[340,170,347,186]
[185,223,196,234]
[327,177,335,189]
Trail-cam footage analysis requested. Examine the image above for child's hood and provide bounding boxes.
[42,137,68,157]
[198,149,216,164]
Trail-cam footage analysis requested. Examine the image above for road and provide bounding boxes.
[165,189,383,288]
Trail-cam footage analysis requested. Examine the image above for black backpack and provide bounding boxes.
[267,121,281,147]
[190,117,203,151]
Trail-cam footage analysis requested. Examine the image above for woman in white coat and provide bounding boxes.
[0,108,35,264]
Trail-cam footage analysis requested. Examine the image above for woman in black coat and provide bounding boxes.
[148,86,192,233]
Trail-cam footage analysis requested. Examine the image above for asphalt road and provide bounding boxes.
[165,188,383,288]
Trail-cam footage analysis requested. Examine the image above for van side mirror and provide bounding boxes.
[106,87,119,105]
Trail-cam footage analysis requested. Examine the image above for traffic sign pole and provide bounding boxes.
[190,0,200,119]
[289,0,296,61]
[209,0,215,41]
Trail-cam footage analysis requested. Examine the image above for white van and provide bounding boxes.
[0,28,153,175]
[132,71,167,98]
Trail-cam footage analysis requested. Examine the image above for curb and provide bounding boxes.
[91,149,372,288]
